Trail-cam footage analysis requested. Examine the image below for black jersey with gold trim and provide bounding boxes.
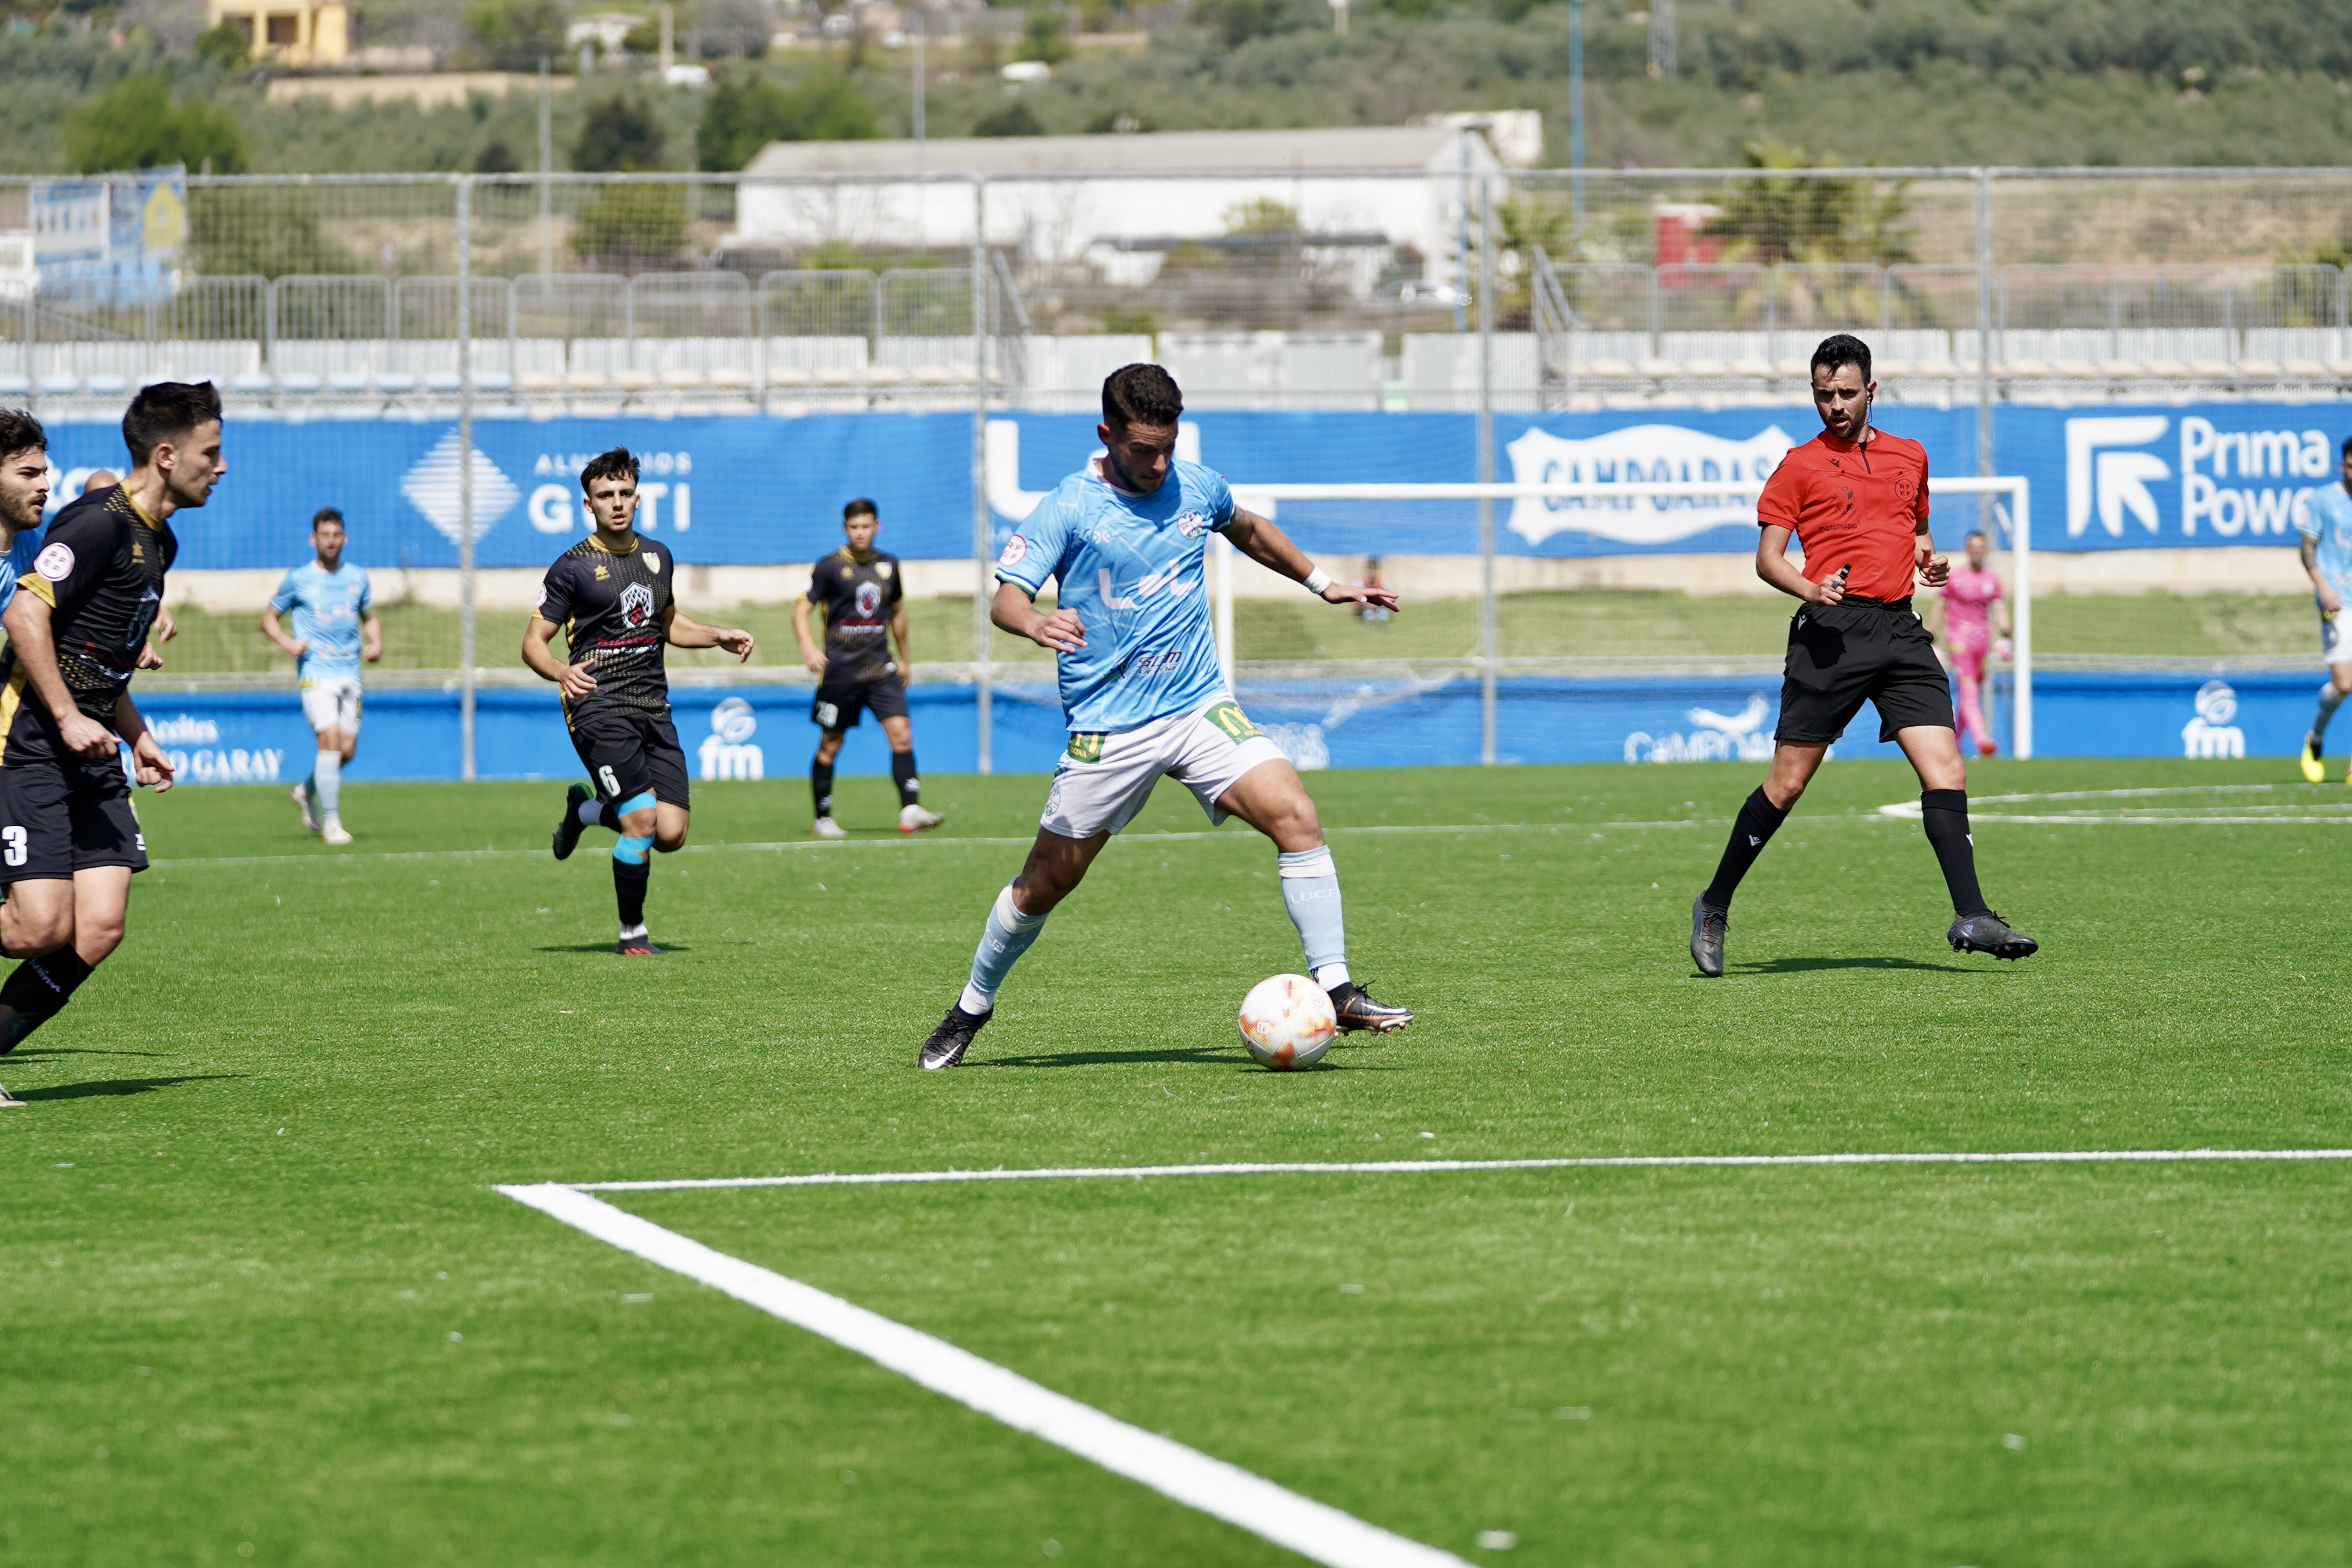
[807,547,904,685]
[0,486,175,766]
[536,532,676,722]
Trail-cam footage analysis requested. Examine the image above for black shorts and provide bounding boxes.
[1775,596,1955,745]
[811,673,908,731]
[0,757,147,884]
[568,706,690,808]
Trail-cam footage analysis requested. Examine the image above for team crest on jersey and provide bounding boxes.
[855,582,883,617]
[875,561,893,580]
[1174,510,1211,538]
[593,564,610,580]
[620,582,654,628]
[647,554,662,572]
[33,543,73,581]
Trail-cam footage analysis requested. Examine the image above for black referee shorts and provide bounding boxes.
[811,672,908,732]
[0,756,148,884]
[568,705,690,809]
[1775,596,1955,746]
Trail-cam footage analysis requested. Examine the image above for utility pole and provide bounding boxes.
[537,55,553,277]
[1568,1,1584,225]
[1648,0,1675,78]
[659,2,674,71]
[912,7,925,144]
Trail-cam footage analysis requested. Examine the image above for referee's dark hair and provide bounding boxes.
[1102,363,1183,431]
[843,497,878,521]
[1810,333,1873,384]
[312,507,345,530]
[0,408,46,461]
[122,381,221,466]
[579,446,639,494]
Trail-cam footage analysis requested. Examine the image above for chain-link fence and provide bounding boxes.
[4,163,2345,772]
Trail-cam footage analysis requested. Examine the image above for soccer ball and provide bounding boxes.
[1238,973,1338,1071]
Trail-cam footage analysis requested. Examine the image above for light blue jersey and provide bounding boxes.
[2299,482,2352,600]
[0,523,41,616]
[996,458,1235,733]
[269,559,373,681]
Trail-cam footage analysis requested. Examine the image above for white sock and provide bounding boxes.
[1313,962,1351,990]
[313,751,341,817]
[2317,681,2346,742]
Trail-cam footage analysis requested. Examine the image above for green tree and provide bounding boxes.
[571,184,688,272]
[696,72,880,170]
[192,20,249,71]
[63,76,249,175]
[972,99,1046,137]
[191,187,360,278]
[1702,140,1914,265]
[464,0,569,71]
[572,93,669,172]
[1018,7,1070,64]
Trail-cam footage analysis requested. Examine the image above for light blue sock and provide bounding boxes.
[313,751,341,819]
[959,884,1048,1015]
[612,833,653,866]
[2316,681,2345,742]
[1278,846,1349,990]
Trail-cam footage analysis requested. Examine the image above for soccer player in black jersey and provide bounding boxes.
[791,498,944,839]
[0,384,218,1097]
[526,447,755,955]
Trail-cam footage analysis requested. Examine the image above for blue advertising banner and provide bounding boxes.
[38,401,2351,570]
[1993,402,2352,553]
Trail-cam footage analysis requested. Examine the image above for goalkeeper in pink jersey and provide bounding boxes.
[1927,529,2011,757]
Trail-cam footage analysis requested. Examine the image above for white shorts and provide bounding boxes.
[299,676,363,737]
[1040,698,1289,840]
[2324,605,2350,666]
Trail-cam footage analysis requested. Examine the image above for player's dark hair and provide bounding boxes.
[1810,333,1872,383]
[2341,435,2352,460]
[1102,363,1183,431]
[0,408,46,462]
[843,497,877,521]
[122,381,220,466]
[580,447,639,494]
[312,506,344,529]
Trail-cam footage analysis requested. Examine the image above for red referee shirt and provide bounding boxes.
[1756,429,1930,602]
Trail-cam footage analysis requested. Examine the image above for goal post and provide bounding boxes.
[1229,476,2035,762]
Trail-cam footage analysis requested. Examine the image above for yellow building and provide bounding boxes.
[207,0,350,66]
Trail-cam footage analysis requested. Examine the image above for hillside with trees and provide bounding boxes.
[2,0,2351,175]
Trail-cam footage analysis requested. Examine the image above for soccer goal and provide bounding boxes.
[1215,475,2035,762]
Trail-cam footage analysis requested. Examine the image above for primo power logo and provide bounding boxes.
[2067,415,2339,540]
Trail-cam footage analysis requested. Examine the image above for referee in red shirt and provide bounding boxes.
[1690,334,2036,976]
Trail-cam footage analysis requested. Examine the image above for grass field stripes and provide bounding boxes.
[498,1184,1477,1568]
[146,817,1704,869]
[1876,783,2352,825]
[566,1148,2352,1193]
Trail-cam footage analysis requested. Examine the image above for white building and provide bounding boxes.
[730,124,1509,297]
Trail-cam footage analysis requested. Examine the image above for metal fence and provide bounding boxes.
[3,164,2346,773]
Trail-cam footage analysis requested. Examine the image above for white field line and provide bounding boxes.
[147,817,1698,869]
[569,1147,2352,1193]
[1875,783,2352,825]
[497,1182,1473,1568]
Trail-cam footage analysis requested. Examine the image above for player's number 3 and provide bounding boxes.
[2,825,26,868]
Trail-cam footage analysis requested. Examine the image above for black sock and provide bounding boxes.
[612,858,650,929]
[596,800,621,832]
[811,760,834,819]
[892,749,919,807]
[0,949,94,1055]
[1920,788,1989,917]
[1702,787,1790,911]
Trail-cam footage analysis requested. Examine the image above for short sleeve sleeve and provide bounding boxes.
[18,508,117,612]
[356,569,373,614]
[268,569,301,615]
[2297,490,2325,538]
[1756,456,1803,532]
[995,491,1070,596]
[535,558,577,625]
[1203,470,1237,530]
[884,560,904,608]
[804,560,829,605]
[1913,452,1931,527]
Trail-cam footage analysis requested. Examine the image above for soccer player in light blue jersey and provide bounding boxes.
[262,507,381,845]
[2296,437,2352,783]
[917,364,1411,1069]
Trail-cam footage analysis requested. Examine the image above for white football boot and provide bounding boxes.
[898,804,945,834]
[292,782,320,833]
[811,816,849,840]
[321,817,353,847]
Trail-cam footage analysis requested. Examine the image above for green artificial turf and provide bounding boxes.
[4,757,2349,1566]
